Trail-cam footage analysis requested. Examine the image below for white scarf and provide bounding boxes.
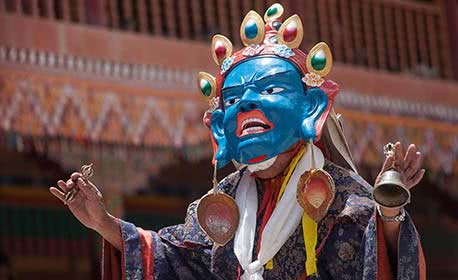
[234,144,324,280]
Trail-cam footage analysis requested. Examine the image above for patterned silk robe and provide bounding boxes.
[102,161,426,280]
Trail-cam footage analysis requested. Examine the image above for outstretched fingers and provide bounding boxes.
[49,187,66,203]
[394,141,405,170]
[57,180,69,192]
[54,176,80,204]
[404,151,422,181]
[407,169,426,189]
[403,144,417,171]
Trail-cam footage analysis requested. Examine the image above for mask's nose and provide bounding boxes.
[238,89,261,112]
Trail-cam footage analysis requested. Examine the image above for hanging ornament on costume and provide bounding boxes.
[303,42,333,87]
[240,11,265,46]
[264,3,284,22]
[197,161,240,246]
[277,15,304,49]
[296,140,335,222]
[211,34,233,66]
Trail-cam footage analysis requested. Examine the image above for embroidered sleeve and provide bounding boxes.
[362,211,426,280]
[102,220,215,280]
[101,171,242,280]
[319,162,425,279]
[320,210,426,280]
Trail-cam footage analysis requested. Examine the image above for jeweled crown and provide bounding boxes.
[198,3,336,113]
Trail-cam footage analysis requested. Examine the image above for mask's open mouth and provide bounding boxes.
[236,110,274,138]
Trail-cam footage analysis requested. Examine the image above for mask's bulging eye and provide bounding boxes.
[225,97,240,107]
[261,87,284,95]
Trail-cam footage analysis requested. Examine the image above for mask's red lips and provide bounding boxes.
[236,110,274,137]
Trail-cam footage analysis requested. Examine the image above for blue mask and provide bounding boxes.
[210,56,329,169]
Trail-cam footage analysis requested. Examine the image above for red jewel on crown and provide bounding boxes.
[214,42,227,60]
[283,21,298,42]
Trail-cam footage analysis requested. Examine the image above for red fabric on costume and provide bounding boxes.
[256,181,273,218]
[315,140,329,161]
[102,228,156,280]
[419,238,426,280]
[253,141,303,255]
[376,213,427,280]
[376,216,394,280]
[257,179,281,255]
[138,228,155,280]
[298,272,307,280]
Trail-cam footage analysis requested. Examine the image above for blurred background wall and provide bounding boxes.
[0,0,457,279]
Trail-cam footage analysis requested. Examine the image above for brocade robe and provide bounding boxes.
[102,161,426,280]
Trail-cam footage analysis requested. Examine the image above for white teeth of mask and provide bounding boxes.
[243,127,263,133]
[247,156,277,172]
[242,118,265,127]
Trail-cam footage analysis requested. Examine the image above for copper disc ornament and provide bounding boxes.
[197,161,240,246]
[297,169,335,222]
[297,141,335,222]
[197,192,240,245]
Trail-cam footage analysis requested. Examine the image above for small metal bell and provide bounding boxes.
[373,169,410,208]
[373,143,410,208]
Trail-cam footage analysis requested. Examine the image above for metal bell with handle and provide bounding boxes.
[373,143,411,208]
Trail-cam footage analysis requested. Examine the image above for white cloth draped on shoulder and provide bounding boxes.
[234,144,325,280]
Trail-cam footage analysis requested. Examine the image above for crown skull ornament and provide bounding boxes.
[197,3,337,245]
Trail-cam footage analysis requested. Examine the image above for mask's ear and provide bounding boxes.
[210,109,232,168]
[301,87,329,142]
[302,42,339,142]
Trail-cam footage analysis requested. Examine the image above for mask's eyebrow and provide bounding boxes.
[222,70,293,92]
[222,73,253,92]
[254,70,293,83]
[222,84,244,93]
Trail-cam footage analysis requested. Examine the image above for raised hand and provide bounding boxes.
[49,172,110,231]
[374,142,425,262]
[376,141,425,190]
[50,172,122,250]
